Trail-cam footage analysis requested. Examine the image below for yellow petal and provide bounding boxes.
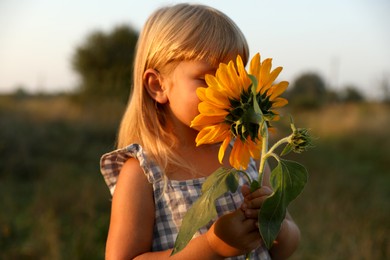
[208,124,230,143]
[195,124,229,145]
[205,83,230,105]
[198,102,229,116]
[229,139,241,169]
[259,58,272,88]
[239,149,251,170]
[229,139,250,170]
[249,53,261,78]
[191,114,225,128]
[236,55,251,92]
[205,74,218,89]
[272,114,281,121]
[269,81,289,100]
[225,61,241,98]
[205,87,229,108]
[215,64,231,89]
[247,138,261,159]
[218,135,231,163]
[272,97,288,108]
[205,75,232,103]
[196,87,207,101]
[260,82,273,95]
[264,67,283,88]
[216,62,240,99]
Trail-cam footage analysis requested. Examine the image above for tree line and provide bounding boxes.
[15,25,390,106]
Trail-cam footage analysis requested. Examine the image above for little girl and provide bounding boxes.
[100,3,300,259]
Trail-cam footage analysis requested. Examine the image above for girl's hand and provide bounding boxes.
[240,184,273,219]
[205,209,261,257]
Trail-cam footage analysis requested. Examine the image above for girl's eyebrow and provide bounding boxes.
[192,62,217,76]
[193,68,215,77]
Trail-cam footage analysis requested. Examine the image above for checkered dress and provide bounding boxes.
[100,143,271,259]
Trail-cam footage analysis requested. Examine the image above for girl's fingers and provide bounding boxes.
[241,186,273,213]
[243,208,259,219]
[246,186,273,200]
[245,197,266,210]
[241,184,251,197]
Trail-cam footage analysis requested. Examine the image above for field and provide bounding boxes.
[0,95,389,259]
[283,103,390,259]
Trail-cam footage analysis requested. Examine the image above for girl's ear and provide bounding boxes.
[143,69,168,104]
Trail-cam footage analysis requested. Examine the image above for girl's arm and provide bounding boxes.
[268,211,300,260]
[105,158,155,259]
[106,158,259,260]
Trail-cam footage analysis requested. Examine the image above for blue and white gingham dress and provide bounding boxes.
[100,143,271,260]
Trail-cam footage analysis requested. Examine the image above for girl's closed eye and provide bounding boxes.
[196,77,207,87]
[198,77,206,83]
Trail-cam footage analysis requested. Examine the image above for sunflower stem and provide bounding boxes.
[258,123,269,187]
[267,136,290,156]
[266,152,281,163]
[258,131,291,186]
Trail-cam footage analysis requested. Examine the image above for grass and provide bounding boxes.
[0,95,119,259]
[278,103,390,259]
[0,95,389,259]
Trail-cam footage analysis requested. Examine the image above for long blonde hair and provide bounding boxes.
[117,3,249,172]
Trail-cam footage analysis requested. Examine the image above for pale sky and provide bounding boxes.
[0,0,389,99]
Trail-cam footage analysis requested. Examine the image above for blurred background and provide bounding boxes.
[0,0,389,259]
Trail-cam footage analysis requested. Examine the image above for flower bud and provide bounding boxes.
[281,122,313,156]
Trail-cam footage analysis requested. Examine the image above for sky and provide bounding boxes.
[0,0,389,99]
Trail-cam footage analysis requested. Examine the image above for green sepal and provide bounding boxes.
[242,106,262,125]
[171,167,239,255]
[248,75,262,117]
[259,159,308,249]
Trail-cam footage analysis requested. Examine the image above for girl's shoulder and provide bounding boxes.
[100,143,162,196]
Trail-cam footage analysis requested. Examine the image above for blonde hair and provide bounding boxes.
[117,3,249,172]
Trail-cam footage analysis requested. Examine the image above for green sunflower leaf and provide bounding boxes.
[172,167,239,255]
[259,159,308,249]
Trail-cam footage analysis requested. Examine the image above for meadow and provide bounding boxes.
[0,95,389,259]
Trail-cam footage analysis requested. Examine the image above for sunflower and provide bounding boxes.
[191,53,288,169]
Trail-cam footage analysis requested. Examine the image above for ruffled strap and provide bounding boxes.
[100,143,162,196]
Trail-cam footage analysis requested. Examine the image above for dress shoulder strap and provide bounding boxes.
[100,143,162,195]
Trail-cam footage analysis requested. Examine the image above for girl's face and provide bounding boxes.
[162,60,217,130]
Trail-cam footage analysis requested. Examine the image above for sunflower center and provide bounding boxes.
[224,88,276,142]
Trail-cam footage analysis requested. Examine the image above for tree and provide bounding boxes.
[72,25,138,103]
[380,77,390,104]
[286,72,327,108]
[341,86,365,103]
